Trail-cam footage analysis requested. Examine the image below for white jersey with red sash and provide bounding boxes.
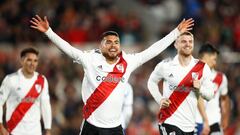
[77,50,142,128]
[44,26,181,128]
[83,52,127,119]
[159,60,205,123]
[195,70,228,125]
[148,55,214,132]
[0,69,52,135]
[205,70,228,125]
[7,74,44,133]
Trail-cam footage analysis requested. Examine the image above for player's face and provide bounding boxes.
[175,35,194,57]
[21,53,38,75]
[202,53,218,69]
[100,35,121,60]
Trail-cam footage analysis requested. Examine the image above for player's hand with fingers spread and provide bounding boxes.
[159,98,171,109]
[177,18,194,33]
[30,15,49,33]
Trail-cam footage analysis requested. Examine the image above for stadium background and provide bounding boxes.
[0,0,239,134]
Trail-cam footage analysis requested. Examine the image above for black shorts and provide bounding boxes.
[80,120,124,135]
[159,123,194,135]
[209,123,222,134]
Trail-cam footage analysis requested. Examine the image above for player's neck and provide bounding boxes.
[21,69,34,79]
[178,54,192,67]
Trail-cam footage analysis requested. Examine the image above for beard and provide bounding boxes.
[102,51,120,61]
[179,49,192,57]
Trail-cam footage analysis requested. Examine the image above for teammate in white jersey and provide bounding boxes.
[30,15,194,135]
[148,32,214,135]
[0,48,52,135]
[121,83,133,130]
[195,43,230,135]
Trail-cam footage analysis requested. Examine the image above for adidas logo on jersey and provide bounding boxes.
[168,73,174,78]
[97,65,103,70]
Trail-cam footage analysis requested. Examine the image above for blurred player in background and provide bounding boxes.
[0,48,52,135]
[148,32,214,135]
[121,82,133,131]
[30,15,193,135]
[195,43,230,135]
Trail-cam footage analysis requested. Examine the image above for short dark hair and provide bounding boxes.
[20,47,39,58]
[198,43,219,58]
[101,31,119,39]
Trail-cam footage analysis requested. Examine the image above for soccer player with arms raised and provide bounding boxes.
[30,15,193,135]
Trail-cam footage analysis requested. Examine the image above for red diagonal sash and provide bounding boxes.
[83,53,127,119]
[212,72,223,94]
[159,61,205,123]
[7,74,44,133]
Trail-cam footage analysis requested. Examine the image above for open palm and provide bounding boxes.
[30,15,49,33]
[177,18,194,33]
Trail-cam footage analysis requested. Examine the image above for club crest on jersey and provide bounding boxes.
[35,84,42,93]
[116,64,124,73]
[191,72,199,80]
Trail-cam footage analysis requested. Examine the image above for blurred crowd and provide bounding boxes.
[0,0,240,135]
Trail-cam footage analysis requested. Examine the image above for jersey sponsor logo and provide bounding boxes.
[96,75,125,83]
[169,84,195,92]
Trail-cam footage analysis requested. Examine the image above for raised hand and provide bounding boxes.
[177,18,194,33]
[30,15,49,33]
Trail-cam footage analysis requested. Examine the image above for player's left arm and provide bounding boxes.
[132,19,194,68]
[220,74,230,130]
[121,84,133,129]
[40,76,52,135]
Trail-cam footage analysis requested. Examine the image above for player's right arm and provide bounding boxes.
[30,15,85,63]
[0,76,11,135]
[220,74,230,130]
[147,62,171,109]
